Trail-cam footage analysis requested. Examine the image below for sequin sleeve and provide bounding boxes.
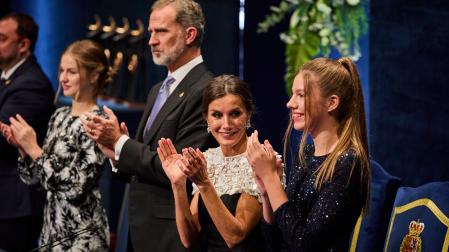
[273,151,364,251]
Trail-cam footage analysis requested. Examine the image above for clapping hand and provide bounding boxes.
[157,138,186,185]
[252,158,283,197]
[246,130,279,183]
[178,147,209,187]
[81,106,124,149]
[8,114,42,159]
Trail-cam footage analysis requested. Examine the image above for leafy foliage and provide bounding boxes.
[258,0,367,94]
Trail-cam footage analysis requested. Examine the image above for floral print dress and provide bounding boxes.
[18,106,109,251]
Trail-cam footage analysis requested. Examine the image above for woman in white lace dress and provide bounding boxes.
[0,40,110,251]
[158,75,277,251]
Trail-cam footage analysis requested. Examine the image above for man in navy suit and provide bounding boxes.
[82,0,217,250]
[0,13,54,252]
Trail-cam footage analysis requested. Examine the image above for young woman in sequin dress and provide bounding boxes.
[246,57,371,251]
[157,75,271,251]
[0,40,111,251]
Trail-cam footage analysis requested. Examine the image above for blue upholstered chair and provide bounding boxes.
[349,160,401,252]
[383,181,449,252]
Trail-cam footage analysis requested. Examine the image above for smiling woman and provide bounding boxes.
[157,74,270,251]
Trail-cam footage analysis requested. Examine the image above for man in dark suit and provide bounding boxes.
[82,0,216,251]
[0,13,54,252]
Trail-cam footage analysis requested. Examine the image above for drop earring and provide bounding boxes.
[246,121,251,130]
[207,123,211,133]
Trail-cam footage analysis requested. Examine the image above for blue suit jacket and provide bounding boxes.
[0,55,55,219]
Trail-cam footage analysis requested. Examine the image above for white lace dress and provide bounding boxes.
[192,147,264,251]
[192,147,261,202]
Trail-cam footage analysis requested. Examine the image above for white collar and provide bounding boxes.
[1,57,27,80]
[167,55,203,93]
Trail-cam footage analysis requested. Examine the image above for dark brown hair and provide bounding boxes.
[202,74,254,117]
[1,12,38,52]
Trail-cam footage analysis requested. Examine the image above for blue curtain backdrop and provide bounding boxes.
[370,0,449,186]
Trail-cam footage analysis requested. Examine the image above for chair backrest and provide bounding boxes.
[383,181,449,252]
[349,160,401,252]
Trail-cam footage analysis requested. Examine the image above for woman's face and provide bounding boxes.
[207,94,250,154]
[287,72,326,131]
[59,53,93,100]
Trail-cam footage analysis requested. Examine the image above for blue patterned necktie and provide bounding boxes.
[143,76,176,139]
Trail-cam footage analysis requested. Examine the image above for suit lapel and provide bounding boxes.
[0,56,34,108]
[8,56,35,81]
[142,63,208,144]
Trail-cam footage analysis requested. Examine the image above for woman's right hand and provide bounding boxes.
[246,130,278,181]
[157,138,186,185]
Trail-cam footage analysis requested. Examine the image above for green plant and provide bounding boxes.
[258,0,368,94]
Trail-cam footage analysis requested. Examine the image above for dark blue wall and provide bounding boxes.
[370,0,449,186]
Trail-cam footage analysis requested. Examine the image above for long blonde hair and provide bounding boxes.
[284,57,370,211]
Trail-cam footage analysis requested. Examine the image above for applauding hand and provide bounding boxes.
[178,147,210,187]
[246,130,279,183]
[8,114,43,159]
[81,106,123,149]
[157,138,186,185]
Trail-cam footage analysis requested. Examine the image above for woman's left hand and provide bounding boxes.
[9,114,40,157]
[246,130,278,181]
[178,147,210,187]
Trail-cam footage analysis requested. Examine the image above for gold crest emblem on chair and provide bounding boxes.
[400,220,425,252]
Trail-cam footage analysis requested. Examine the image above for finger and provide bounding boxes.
[179,154,191,169]
[91,115,105,124]
[264,139,274,152]
[82,112,94,120]
[166,138,178,155]
[103,106,117,121]
[178,158,193,176]
[157,147,166,162]
[120,122,129,135]
[195,148,206,163]
[9,116,19,126]
[81,114,96,130]
[9,117,22,132]
[252,130,259,144]
[158,139,169,157]
[15,114,29,126]
[184,148,198,165]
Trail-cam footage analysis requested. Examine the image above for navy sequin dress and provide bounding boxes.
[262,145,366,252]
[18,107,109,251]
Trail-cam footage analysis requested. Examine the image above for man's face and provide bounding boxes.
[148,4,187,67]
[0,18,22,71]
